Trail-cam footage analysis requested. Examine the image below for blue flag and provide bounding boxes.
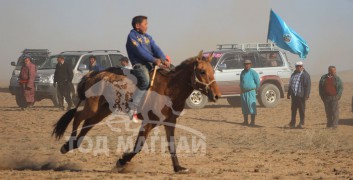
[267,10,309,59]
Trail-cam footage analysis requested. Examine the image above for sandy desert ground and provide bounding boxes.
[0,81,353,179]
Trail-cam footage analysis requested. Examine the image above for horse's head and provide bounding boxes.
[191,50,221,102]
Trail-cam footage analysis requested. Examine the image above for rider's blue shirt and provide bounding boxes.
[126,29,166,70]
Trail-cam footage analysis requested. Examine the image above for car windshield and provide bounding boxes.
[203,52,223,67]
[15,56,48,70]
[39,55,80,69]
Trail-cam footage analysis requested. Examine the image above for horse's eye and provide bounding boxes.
[200,70,206,75]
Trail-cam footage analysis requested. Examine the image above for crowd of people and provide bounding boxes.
[17,15,344,129]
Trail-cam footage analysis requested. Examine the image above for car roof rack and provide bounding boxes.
[216,43,276,51]
[60,50,120,54]
[22,49,50,54]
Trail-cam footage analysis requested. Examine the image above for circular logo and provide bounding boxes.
[283,34,292,43]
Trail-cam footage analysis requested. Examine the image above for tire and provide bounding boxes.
[185,90,208,109]
[227,97,242,107]
[15,88,27,108]
[258,83,280,108]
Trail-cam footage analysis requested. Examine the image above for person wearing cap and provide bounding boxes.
[18,55,37,110]
[88,55,104,72]
[54,55,73,111]
[125,15,170,121]
[319,66,343,129]
[286,61,311,129]
[240,59,260,126]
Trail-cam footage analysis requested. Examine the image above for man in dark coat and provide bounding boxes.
[286,61,311,129]
[319,66,343,129]
[54,55,73,111]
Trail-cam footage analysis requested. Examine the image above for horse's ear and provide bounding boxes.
[197,50,203,61]
[207,51,214,62]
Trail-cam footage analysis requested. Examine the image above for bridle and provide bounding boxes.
[192,63,215,93]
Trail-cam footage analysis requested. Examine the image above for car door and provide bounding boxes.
[214,53,243,95]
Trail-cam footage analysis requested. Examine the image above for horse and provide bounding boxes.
[52,51,221,173]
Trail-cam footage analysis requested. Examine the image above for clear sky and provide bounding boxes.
[0,0,352,84]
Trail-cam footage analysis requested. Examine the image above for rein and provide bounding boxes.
[192,64,215,93]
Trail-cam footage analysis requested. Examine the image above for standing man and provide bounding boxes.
[54,55,73,111]
[240,60,260,126]
[286,61,311,129]
[88,55,104,72]
[319,66,343,129]
[18,55,37,110]
[126,15,170,121]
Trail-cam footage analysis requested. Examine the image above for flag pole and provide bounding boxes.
[266,9,272,43]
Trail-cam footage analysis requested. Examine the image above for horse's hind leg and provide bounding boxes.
[116,123,156,167]
[61,97,100,154]
[74,103,112,148]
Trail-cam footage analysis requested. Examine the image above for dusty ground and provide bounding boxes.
[0,82,353,179]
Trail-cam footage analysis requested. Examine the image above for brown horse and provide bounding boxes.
[52,51,221,173]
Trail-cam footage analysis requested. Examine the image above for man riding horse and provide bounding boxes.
[126,15,170,122]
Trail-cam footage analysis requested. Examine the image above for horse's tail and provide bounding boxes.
[52,100,83,140]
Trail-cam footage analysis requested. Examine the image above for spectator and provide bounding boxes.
[319,66,343,129]
[286,61,311,129]
[88,55,104,72]
[54,55,73,111]
[18,55,37,110]
[240,60,260,126]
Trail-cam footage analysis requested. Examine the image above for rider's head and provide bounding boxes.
[132,15,148,34]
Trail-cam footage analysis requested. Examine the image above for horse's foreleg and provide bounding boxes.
[117,123,155,167]
[165,124,189,173]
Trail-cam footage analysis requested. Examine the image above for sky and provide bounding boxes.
[0,0,352,85]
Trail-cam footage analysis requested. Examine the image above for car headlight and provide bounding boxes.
[39,74,54,83]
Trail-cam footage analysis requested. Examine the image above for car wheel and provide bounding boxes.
[185,90,208,109]
[258,84,280,108]
[15,88,27,108]
[227,97,241,107]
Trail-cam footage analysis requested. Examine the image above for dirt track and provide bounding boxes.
[0,82,353,179]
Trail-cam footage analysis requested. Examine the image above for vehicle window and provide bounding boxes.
[203,52,223,68]
[39,55,79,69]
[79,55,90,69]
[109,54,124,67]
[240,52,259,67]
[219,53,242,69]
[258,52,283,67]
[95,55,111,68]
[79,55,111,69]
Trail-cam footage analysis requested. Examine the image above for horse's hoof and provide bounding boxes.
[175,166,190,174]
[115,159,127,172]
[116,159,126,168]
[60,145,68,154]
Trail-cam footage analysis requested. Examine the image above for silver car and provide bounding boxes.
[185,43,294,109]
[34,50,127,106]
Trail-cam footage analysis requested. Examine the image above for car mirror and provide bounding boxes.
[78,64,87,71]
[217,64,227,71]
[11,62,16,66]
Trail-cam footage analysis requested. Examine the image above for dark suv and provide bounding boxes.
[185,43,294,109]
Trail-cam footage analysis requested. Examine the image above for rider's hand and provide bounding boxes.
[287,94,290,99]
[154,59,162,66]
[163,60,171,68]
